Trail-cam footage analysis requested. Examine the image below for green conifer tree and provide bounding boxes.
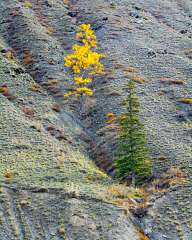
[115,80,152,186]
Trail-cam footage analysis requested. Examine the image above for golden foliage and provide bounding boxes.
[0,85,9,95]
[138,229,150,240]
[0,84,15,100]
[64,87,93,97]
[178,98,192,105]
[23,1,32,8]
[64,24,105,97]
[106,112,116,124]
[4,170,14,179]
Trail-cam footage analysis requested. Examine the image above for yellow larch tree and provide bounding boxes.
[64,23,105,97]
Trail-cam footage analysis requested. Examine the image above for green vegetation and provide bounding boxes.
[115,81,152,186]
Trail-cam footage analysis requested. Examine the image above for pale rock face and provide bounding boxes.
[0,0,191,239]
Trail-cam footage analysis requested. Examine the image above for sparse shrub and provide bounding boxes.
[115,81,152,186]
[64,23,105,97]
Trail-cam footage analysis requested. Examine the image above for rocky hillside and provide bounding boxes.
[0,0,191,239]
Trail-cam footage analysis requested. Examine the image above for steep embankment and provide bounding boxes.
[0,0,191,239]
[72,1,192,239]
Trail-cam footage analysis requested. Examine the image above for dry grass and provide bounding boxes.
[126,75,145,84]
[4,50,15,61]
[124,67,136,73]
[107,184,130,198]
[58,224,65,235]
[107,184,150,211]
[182,122,192,129]
[23,50,33,65]
[160,78,185,85]
[157,155,168,161]
[152,166,188,191]
[107,90,122,96]
[21,106,35,118]
[41,79,59,86]
[30,83,41,92]
[167,167,187,184]
[111,199,134,209]
[46,26,56,35]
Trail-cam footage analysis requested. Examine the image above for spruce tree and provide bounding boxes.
[115,80,151,185]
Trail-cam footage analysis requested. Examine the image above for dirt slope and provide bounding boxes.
[0,0,191,239]
[0,26,140,240]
